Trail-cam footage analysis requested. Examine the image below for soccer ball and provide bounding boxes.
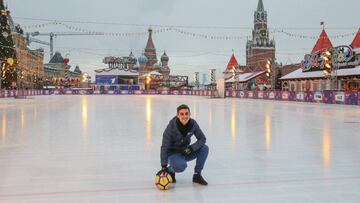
[155,172,173,190]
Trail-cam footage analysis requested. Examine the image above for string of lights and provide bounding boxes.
[14,16,359,30]
[271,29,357,39]
[19,20,358,40]
[23,45,313,59]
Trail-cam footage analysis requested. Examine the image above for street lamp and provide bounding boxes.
[63,57,70,88]
[82,72,91,87]
[321,49,339,90]
[146,74,151,90]
[194,72,199,90]
[322,50,332,76]
[266,60,272,77]
[265,59,273,89]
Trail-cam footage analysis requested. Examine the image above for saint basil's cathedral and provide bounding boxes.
[95,27,182,91]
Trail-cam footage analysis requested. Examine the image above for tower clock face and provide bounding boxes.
[260,29,267,37]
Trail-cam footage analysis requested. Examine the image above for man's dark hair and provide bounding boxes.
[177,104,190,113]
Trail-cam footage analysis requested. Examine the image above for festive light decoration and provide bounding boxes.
[63,57,69,64]
[146,75,151,84]
[95,56,137,73]
[301,45,356,72]
[6,57,13,66]
[22,21,62,29]
[23,20,358,41]
[26,21,249,40]
[322,50,333,75]
[170,27,248,40]
[266,60,272,77]
[271,29,356,40]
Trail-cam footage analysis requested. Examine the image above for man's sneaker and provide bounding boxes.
[192,173,208,185]
[169,172,176,183]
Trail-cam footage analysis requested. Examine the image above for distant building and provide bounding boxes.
[7,7,44,88]
[224,53,267,90]
[137,27,171,89]
[224,0,275,90]
[44,52,83,87]
[280,28,360,91]
[245,0,275,72]
[95,27,180,90]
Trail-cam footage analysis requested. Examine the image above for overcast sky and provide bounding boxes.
[6,0,360,81]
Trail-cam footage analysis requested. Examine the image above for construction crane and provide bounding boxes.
[25,31,104,59]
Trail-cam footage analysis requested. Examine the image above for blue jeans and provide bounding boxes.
[168,145,209,173]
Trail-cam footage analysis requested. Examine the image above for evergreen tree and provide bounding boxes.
[0,1,16,89]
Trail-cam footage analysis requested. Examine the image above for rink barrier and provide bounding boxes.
[225,90,359,105]
[0,89,359,105]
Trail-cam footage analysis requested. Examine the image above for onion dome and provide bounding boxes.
[129,51,136,60]
[128,51,137,64]
[161,51,169,62]
[138,54,148,64]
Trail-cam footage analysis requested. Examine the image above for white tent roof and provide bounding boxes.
[226,71,265,83]
[148,70,162,75]
[280,66,360,80]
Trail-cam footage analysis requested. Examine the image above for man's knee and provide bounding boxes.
[199,144,209,154]
[172,161,187,172]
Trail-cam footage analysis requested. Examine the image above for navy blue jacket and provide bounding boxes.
[161,116,206,166]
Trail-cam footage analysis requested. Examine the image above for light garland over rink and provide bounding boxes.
[22,21,62,29]
[271,29,357,40]
[22,21,358,40]
[57,22,249,40]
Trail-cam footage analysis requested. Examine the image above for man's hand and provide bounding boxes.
[157,165,169,175]
[181,146,193,156]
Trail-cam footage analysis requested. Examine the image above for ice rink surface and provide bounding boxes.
[0,95,359,202]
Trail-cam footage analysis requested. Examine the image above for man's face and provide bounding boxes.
[177,108,190,125]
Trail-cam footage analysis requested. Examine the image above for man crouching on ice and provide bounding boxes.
[159,104,209,185]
